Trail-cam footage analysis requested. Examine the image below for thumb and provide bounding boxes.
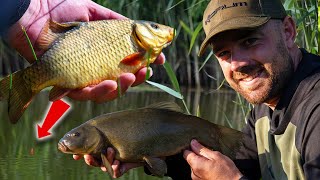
[190,139,216,160]
[183,149,209,167]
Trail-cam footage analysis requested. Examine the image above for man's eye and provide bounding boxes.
[216,51,230,60]
[218,51,229,57]
[244,38,257,46]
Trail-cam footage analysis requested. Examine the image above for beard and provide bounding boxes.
[229,40,294,105]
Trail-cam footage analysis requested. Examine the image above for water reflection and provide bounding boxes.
[0,87,247,180]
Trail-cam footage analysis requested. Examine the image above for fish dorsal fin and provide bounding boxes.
[146,101,184,113]
[36,20,82,51]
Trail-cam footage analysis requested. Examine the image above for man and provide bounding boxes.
[85,0,320,179]
[183,0,320,179]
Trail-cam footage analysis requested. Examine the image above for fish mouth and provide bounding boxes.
[163,41,172,48]
[163,29,175,48]
[58,142,70,153]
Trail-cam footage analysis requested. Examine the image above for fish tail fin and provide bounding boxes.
[0,74,13,101]
[0,71,35,124]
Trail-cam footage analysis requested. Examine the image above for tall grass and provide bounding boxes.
[0,0,318,120]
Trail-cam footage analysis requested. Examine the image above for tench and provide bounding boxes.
[58,102,247,177]
[0,19,174,124]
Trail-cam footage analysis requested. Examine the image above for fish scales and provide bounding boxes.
[29,20,137,89]
[0,19,174,123]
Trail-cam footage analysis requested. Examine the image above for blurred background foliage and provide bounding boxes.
[0,0,318,89]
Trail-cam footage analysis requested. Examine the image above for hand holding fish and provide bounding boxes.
[67,54,165,103]
[183,140,243,180]
[1,0,172,123]
[7,0,125,62]
[5,0,165,103]
[73,147,143,178]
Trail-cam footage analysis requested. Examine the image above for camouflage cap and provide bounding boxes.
[199,0,287,55]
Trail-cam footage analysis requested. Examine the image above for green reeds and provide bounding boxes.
[92,0,318,120]
[284,0,318,54]
[21,25,38,61]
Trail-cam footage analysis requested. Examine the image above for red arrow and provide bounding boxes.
[37,99,71,139]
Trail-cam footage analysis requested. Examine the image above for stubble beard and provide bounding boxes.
[231,40,294,105]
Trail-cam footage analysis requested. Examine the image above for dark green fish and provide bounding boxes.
[58,102,246,177]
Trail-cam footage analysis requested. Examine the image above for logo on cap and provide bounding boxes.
[205,2,248,25]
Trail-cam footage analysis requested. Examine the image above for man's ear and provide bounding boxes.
[282,16,297,49]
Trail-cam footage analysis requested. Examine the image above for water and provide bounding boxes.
[0,86,247,180]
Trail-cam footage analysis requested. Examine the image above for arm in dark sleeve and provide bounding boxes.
[233,109,261,180]
[301,106,320,179]
[0,0,31,35]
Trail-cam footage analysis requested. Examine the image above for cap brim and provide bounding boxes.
[199,16,270,56]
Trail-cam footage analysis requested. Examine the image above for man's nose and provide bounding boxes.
[230,51,250,72]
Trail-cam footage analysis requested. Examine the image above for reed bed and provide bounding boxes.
[0,0,318,120]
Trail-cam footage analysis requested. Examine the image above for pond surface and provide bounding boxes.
[0,86,248,180]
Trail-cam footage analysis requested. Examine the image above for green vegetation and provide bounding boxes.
[94,0,318,121]
[0,0,318,121]
[21,25,38,61]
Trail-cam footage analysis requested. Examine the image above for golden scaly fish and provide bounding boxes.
[0,19,174,123]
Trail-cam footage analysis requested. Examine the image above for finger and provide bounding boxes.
[190,139,215,160]
[88,1,127,20]
[154,53,166,65]
[67,80,117,101]
[84,154,100,167]
[95,73,135,103]
[100,166,107,172]
[106,147,115,164]
[73,154,83,160]
[112,160,121,178]
[132,67,153,87]
[183,149,208,167]
[191,169,201,180]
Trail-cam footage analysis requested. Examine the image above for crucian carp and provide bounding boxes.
[0,19,174,124]
[58,102,247,177]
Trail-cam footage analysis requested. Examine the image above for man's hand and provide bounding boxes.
[73,147,143,178]
[7,0,125,62]
[183,140,243,180]
[67,54,165,102]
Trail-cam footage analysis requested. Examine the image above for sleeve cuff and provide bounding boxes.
[0,0,31,36]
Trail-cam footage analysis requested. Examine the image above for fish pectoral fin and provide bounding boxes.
[120,52,144,66]
[101,153,114,176]
[143,156,167,177]
[36,19,82,52]
[49,87,72,101]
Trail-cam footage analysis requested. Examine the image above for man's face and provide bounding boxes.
[211,20,294,105]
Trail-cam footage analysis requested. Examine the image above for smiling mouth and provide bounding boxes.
[241,70,262,82]
[233,67,264,82]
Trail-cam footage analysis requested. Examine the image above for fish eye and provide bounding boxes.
[67,132,80,137]
[150,23,159,30]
